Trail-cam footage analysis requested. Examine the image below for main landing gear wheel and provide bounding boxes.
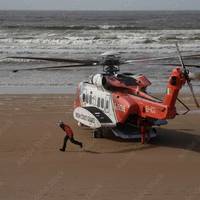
[146,128,158,143]
[141,126,158,144]
[92,129,104,138]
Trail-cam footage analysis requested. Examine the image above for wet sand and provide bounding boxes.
[0,94,200,200]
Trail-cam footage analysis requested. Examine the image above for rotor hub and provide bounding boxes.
[101,55,121,74]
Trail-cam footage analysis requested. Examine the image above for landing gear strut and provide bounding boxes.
[140,125,157,144]
[140,126,151,144]
[140,126,145,144]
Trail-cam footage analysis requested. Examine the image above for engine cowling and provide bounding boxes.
[89,74,107,87]
[133,74,151,89]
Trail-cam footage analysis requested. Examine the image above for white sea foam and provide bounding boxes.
[1,26,200,94]
[1,30,200,56]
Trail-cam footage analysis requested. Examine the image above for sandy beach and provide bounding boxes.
[0,94,200,200]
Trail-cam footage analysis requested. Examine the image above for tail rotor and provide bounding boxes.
[175,42,200,108]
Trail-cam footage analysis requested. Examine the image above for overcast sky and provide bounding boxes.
[0,0,200,10]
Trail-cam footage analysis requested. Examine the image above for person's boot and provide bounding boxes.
[59,148,65,152]
[80,143,83,148]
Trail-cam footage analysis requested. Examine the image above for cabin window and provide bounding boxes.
[89,95,92,104]
[97,97,100,107]
[101,98,104,109]
[82,93,86,102]
[106,100,109,109]
[85,94,89,103]
[92,96,96,105]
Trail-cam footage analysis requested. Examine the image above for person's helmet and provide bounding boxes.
[58,120,64,127]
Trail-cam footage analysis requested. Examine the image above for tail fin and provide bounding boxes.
[163,67,186,111]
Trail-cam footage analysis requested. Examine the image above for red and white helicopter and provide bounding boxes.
[6,43,200,143]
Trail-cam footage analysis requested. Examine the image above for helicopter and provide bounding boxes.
[4,43,200,144]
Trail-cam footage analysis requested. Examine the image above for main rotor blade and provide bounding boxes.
[148,63,200,68]
[175,43,186,71]
[124,54,200,64]
[12,63,93,73]
[7,56,99,65]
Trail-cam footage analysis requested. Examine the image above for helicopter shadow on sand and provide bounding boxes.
[83,128,200,154]
[151,128,200,153]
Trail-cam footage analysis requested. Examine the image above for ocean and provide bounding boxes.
[0,10,200,94]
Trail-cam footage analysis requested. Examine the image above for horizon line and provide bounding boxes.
[0,9,200,12]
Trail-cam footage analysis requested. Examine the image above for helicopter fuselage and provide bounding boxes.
[73,67,186,142]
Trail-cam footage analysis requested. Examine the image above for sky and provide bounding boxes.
[0,0,200,10]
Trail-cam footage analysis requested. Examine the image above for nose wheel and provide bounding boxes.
[92,128,104,138]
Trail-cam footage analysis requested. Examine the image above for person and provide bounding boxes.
[58,121,83,152]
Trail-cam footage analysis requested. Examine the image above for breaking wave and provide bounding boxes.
[1,11,200,94]
[2,25,155,31]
